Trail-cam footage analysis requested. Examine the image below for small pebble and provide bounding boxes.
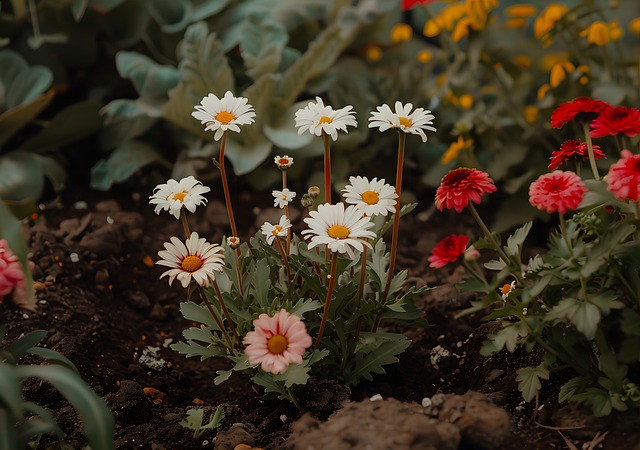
[369,394,383,402]
[73,201,88,210]
[280,415,287,423]
[106,216,114,224]
[421,397,432,408]
[70,252,80,263]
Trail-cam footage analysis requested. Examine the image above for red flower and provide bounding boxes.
[435,168,497,213]
[529,171,587,214]
[548,139,606,170]
[607,150,640,201]
[551,97,611,129]
[402,0,437,10]
[428,234,470,268]
[590,106,640,138]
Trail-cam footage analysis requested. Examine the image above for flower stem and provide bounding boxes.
[323,132,331,204]
[197,285,233,351]
[179,209,191,238]
[355,242,369,342]
[381,131,406,305]
[315,252,338,348]
[232,248,244,300]
[274,237,292,286]
[581,121,600,180]
[219,132,239,237]
[212,279,239,344]
[282,171,291,255]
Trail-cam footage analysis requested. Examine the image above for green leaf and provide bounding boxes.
[115,51,180,99]
[289,298,322,318]
[271,362,312,388]
[516,364,549,402]
[0,50,53,109]
[22,101,103,151]
[177,21,234,100]
[178,301,217,328]
[29,347,79,374]
[20,401,64,440]
[546,297,600,340]
[0,364,24,418]
[225,134,273,176]
[0,408,19,449]
[0,151,65,202]
[72,0,89,21]
[15,365,114,450]
[4,330,47,362]
[572,387,616,417]
[163,83,210,139]
[0,90,55,149]
[506,221,532,256]
[481,321,529,354]
[558,377,587,403]
[345,333,410,386]
[90,141,164,190]
[239,16,287,80]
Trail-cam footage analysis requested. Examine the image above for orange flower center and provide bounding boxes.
[172,192,187,203]
[267,334,288,354]
[361,190,379,205]
[278,158,290,165]
[500,284,512,295]
[328,225,350,239]
[182,255,203,272]
[272,225,283,236]
[215,111,236,124]
[318,116,333,124]
[398,116,412,128]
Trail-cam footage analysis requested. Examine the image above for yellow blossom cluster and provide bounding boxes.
[423,0,498,42]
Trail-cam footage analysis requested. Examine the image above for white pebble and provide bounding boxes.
[106,216,114,224]
[70,252,80,263]
[280,414,287,423]
[421,397,432,408]
[369,394,383,402]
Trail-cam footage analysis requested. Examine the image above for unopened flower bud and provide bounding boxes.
[226,236,241,249]
[307,186,321,198]
[464,245,480,261]
[300,193,314,208]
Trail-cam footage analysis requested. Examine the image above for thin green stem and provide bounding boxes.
[382,131,406,305]
[232,247,244,300]
[179,209,191,238]
[274,237,292,285]
[283,171,291,254]
[219,132,239,237]
[197,285,233,351]
[212,279,239,344]
[323,132,332,204]
[355,242,369,342]
[287,386,303,411]
[315,252,338,348]
[581,121,600,180]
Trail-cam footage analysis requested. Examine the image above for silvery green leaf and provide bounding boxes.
[90,141,164,191]
[115,52,180,99]
[516,364,549,402]
[224,134,273,176]
[0,152,65,202]
[506,221,532,256]
[0,50,53,109]
[546,297,600,340]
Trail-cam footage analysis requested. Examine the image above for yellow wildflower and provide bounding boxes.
[549,61,575,88]
[365,45,382,62]
[579,76,589,85]
[539,51,569,71]
[441,136,473,164]
[437,4,468,31]
[523,105,539,124]
[534,4,568,42]
[505,4,537,18]
[537,83,550,101]
[466,0,498,30]
[609,21,623,41]
[459,94,474,109]
[630,17,640,36]
[513,54,532,69]
[417,50,432,63]
[580,21,611,46]
[424,19,441,37]
[452,16,473,42]
[391,23,413,43]
[506,18,527,29]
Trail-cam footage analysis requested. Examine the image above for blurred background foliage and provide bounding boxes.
[0,0,638,233]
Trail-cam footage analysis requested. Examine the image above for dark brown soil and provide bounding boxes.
[3,178,638,449]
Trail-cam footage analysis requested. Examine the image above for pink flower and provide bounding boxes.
[0,239,27,302]
[428,234,471,268]
[243,309,312,374]
[529,171,587,214]
[606,150,640,201]
[590,106,640,138]
[551,97,611,129]
[435,168,497,213]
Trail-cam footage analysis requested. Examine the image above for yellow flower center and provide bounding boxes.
[172,191,187,203]
[272,225,283,236]
[361,191,379,205]
[318,116,333,124]
[181,255,203,272]
[398,116,412,128]
[267,334,288,354]
[328,225,350,239]
[215,111,236,124]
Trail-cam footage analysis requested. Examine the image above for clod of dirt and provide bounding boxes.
[103,380,153,425]
[214,423,259,450]
[285,397,461,450]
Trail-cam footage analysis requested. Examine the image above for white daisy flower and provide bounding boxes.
[149,176,210,219]
[302,203,376,259]
[294,97,357,141]
[192,91,256,141]
[274,155,294,170]
[261,215,292,245]
[368,101,436,142]
[342,176,398,217]
[156,232,224,288]
[272,188,296,209]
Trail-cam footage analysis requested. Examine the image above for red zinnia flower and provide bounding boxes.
[551,97,611,129]
[607,150,640,201]
[428,234,470,268]
[590,106,640,138]
[529,171,587,214]
[435,168,497,213]
[402,0,437,10]
[548,139,606,170]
